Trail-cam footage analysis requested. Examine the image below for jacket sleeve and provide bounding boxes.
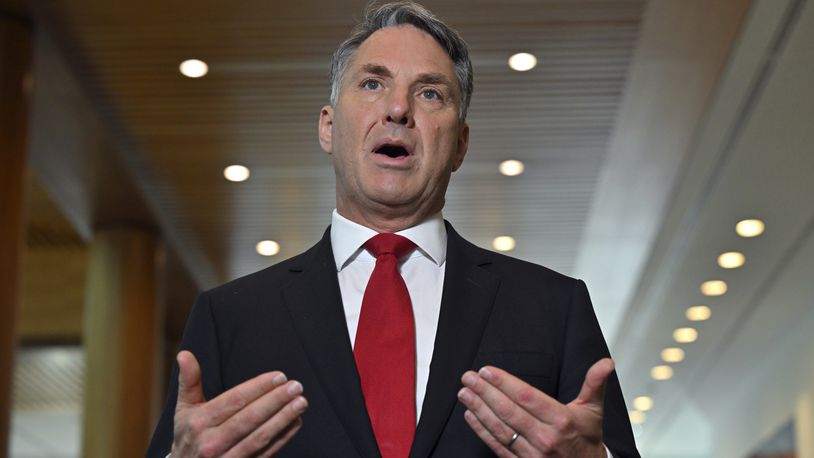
[557,280,640,458]
[145,292,224,458]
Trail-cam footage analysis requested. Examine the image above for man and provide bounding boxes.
[147,2,639,457]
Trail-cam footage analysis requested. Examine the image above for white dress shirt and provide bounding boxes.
[330,210,613,457]
[330,209,446,420]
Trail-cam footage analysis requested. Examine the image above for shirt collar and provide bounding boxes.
[330,209,447,271]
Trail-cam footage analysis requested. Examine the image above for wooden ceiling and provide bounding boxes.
[17,1,814,457]
[12,2,646,453]
[35,0,645,286]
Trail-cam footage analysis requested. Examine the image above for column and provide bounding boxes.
[0,13,31,457]
[82,227,164,458]
[798,391,814,458]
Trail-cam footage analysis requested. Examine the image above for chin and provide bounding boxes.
[362,187,415,208]
[370,193,413,208]
[365,181,414,200]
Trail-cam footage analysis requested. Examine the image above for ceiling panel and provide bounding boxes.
[42,0,645,283]
[19,1,814,456]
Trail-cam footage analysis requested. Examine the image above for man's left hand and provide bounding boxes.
[458,358,614,458]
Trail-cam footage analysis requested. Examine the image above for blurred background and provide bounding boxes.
[0,0,812,457]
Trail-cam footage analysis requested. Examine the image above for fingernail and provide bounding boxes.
[464,410,475,422]
[457,387,472,402]
[479,367,493,381]
[462,372,476,387]
[272,373,287,385]
[287,381,303,395]
[292,396,308,412]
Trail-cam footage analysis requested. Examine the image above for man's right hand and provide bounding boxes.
[171,350,307,457]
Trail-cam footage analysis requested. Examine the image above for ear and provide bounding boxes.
[318,105,334,154]
[451,122,469,172]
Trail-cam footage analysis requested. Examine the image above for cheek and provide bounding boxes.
[427,123,444,152]
[332,122,360,159]
[428,125,459,169]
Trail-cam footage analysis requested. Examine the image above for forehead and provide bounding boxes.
[349,25,456,79]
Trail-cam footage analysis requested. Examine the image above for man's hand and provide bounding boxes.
[171,350,307,457]
[458,358,614,458]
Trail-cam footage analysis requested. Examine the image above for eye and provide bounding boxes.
[421,89,442,101]
[362,79,381,90]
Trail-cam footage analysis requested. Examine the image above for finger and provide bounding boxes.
[462,409,518,458]
[201,370,289,426]
[255,417,304,458]
[177,351,204,409]
[464,368,579,454]
[214,380,305,450]
[223,395,308,458]
[574,358,614,410]
[458,385,539,457]
[472,366,564,425]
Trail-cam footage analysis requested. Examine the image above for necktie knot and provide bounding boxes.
[364,233,416,260]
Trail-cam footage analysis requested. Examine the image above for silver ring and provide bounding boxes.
[507,431,519,448]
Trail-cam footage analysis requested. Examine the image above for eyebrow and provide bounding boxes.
[360,63,392,79]
[416,72,454,88]
[358,64,455,89]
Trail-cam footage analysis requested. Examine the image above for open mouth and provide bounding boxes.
[374,144,410,159]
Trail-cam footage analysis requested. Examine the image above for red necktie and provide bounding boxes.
[354,233,417,458]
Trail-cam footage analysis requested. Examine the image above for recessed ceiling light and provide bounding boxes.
[180,59,209,78]
[718,251,745,269]
[651,365,674,381]
[633,396,653,412]
[492,236,516,252]
[629,410,646,425]
[701,280,727,296]
[499,160,524,176]
[256,240,280,256]
[686,305,712,321]
[508,52,537,71]
[224,165,250,182]
[736,219,765,238]
[673,327,698,344]
[661,347,685,363]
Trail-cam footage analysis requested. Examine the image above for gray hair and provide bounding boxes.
[329,1,474,121]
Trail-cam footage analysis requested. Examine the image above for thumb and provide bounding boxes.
[176,350,205,409]
[575,357,614,410]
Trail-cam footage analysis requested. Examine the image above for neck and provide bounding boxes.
[336,200,442,233]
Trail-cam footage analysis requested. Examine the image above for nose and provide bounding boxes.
[383,87,413,127]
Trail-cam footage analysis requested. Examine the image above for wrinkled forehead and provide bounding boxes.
[346,25,457,84]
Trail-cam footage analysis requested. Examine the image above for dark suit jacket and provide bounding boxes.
[147,223,639,457]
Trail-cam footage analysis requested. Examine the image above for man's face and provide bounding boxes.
[319,25,469,229]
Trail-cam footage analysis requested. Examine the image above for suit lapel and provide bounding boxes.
[410,223,500,458]
[282,229,380,458]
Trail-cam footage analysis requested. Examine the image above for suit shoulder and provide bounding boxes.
[448,221,579,287]
[458,235,581,290]
[203,240,323,302]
